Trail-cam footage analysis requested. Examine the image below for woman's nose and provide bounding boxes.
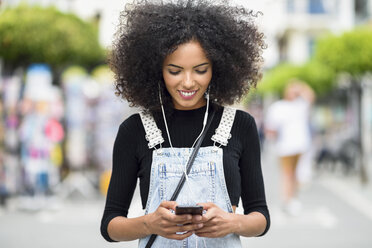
[182,72,194,89]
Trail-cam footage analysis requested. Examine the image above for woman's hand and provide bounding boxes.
[145,201,204,240]
[194,202,237,238]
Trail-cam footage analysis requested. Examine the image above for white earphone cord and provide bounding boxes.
[159,89,209,180]
[159,89,208,248]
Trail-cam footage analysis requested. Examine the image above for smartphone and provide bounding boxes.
[175,205,203,215]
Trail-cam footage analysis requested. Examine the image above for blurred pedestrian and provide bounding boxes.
[265,79,315,216]
[100,0,270,247]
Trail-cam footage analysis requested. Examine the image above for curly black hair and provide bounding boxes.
[110,0,266,113]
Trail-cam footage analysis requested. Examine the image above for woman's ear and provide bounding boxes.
[205,85,211,99]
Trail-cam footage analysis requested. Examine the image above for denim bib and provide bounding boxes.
[138,107,241,248]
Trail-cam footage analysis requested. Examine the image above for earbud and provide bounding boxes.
[158,84,164,107]
[203,88,210,126]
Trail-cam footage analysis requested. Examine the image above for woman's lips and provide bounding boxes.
[178,90,198,100]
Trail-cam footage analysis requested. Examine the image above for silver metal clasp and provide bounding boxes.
[154,144,163,155]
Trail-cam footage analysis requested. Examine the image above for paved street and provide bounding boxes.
[245,144,372,248]
[1,146,372,248]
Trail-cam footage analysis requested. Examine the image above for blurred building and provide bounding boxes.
[234,0,372,67]
[3,0,371,65]
[2,0,372,185]
[231,0,372,184]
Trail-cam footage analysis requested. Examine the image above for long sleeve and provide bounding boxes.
[100,107,271,242]
[239,114,270,236]
[100,115,140,242]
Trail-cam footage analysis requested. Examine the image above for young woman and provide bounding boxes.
[265,80,315,216]
[101,1,270,247]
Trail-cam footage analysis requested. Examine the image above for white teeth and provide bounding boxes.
[180,91,196,97]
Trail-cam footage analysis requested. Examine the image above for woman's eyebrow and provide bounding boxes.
[167,62,209,69]
[167,64,183,69]
[193,62,209,68]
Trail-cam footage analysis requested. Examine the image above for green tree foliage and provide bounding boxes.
[0,5,105,72]
[257,61,335,96]
[257,64,301,95]
[254,27,372,97]
[315,28,372,76]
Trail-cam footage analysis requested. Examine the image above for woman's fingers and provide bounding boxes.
[158,222,203,240]
[163,211,193,224]
[195,230,219,238]
[152,201,206,240]
[156,202,233,239]
[159,201,177,210]
[195,223,224,238]
[158,201,193,224]
[193,202,234,238]
[197,202,217,222]
[164,231,194,240]
[167,223,204,233]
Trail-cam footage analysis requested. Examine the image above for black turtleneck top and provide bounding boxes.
[101,104,270,241]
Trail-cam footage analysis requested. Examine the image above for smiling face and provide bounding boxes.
[162,40,212,110]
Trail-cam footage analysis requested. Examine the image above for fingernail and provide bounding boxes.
[197,223,203,228]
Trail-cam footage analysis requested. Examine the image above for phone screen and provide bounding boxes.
[175,205,203,215]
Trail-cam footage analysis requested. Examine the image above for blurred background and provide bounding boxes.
[0,0,371,247]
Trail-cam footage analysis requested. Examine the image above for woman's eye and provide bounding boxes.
[169,70,181,75]
[195,69,207,74]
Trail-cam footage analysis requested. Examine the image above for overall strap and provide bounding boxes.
[139,111,164,149]
[145,110,216,248]
[211,106,237,146]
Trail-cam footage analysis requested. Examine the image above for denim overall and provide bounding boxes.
[138,107,242,248]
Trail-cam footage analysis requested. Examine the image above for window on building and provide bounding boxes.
[308,37,316,57]
[308,0,326,14]
[287,0,296,13]
[355,0,369,21]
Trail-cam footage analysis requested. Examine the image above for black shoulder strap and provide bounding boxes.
[145,110,216,248]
